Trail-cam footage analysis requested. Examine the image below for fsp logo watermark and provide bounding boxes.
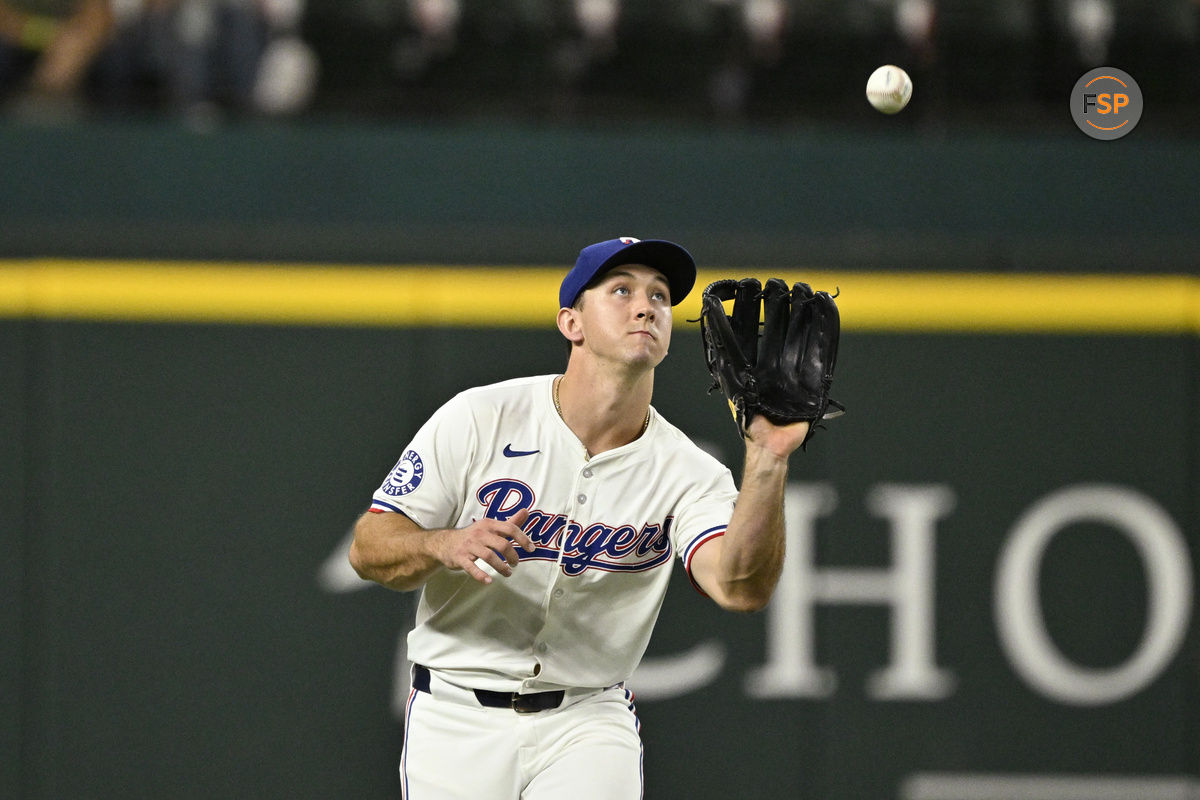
[1071,67,1142,140]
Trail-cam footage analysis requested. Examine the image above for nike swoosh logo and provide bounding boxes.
[502,444,540,458]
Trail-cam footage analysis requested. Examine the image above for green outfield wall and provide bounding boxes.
[1,269,1197,799]
[1,119,1199,272]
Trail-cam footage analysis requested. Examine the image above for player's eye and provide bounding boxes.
[613,286,629,296]
[652,290,667,302]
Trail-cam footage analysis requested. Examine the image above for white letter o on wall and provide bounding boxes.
[995,485,1193,705]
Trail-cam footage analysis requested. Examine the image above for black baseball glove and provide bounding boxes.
[699,278,843,446]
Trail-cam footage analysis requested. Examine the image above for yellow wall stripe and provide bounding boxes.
[1,260,1198,334]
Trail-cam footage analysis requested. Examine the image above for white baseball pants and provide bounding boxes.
[400,669,644,799]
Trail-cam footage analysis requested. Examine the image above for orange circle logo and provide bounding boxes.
[1071,68,1143,140]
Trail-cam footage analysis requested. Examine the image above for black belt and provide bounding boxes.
[413,664,565,713]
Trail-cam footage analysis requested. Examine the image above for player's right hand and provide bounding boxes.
[438,509,534,584]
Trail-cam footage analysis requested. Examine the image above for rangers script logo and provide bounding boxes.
[476,479,672,575]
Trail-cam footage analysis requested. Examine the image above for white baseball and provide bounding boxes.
[866,65,913,114]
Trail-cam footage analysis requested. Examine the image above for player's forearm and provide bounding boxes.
[348,512,443,591]
[717,443,789,612]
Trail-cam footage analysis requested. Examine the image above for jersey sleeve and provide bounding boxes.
[369,393,478,530]
[670,462,738,595]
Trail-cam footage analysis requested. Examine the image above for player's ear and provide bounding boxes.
[557,307,584,346]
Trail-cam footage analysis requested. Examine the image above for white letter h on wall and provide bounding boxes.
[746,483,957,700]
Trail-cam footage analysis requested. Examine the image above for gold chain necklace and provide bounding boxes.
[553,376,650,459]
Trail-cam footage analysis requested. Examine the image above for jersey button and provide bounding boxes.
[576,494,587,504]
[582,468,593,479]
[553,588,564,599]
[536,642,549,654]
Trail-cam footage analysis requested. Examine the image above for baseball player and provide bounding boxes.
[350,237,821,799]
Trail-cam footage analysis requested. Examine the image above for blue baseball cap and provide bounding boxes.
[559,237,696,309]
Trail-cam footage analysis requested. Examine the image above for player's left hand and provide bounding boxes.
[745,415,812,461]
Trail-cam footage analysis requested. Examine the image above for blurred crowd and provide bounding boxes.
[0,0,1196,126]
[317,0,1199,125]
[0,0,316,123]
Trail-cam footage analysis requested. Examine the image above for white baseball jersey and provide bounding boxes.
[370,374,738,693]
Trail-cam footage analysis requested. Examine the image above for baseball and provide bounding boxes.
[866,65,913,114]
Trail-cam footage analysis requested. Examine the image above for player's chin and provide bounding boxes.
[626,344,668,369]
[633,331,668,355]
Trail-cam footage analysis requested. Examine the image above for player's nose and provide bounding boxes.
[635,297,656,321]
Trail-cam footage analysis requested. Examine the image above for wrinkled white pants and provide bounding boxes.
[400,669,644,800]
